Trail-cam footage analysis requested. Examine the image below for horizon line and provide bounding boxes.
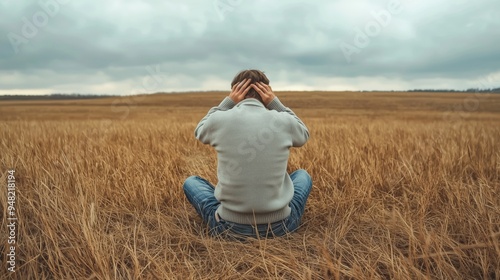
[1,87,500,97]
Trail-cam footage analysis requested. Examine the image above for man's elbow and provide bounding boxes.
[194,128,201,140]
[195,129,211,145]
[293,129,309,147]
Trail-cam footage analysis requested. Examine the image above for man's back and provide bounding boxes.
[195,97,309,224]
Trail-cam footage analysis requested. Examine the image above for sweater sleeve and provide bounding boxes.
[267,97,309,147]
[195,97,236,144]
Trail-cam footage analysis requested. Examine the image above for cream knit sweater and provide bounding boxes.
[195,97,309,224]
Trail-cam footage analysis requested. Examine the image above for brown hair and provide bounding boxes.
[231,69,270,104]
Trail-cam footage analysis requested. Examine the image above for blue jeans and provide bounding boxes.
[183,170,313,239]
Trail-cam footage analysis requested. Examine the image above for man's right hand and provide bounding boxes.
[252,82,275,106]
[229,79,252,103]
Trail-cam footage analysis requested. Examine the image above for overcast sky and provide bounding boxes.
[0,0,499,95]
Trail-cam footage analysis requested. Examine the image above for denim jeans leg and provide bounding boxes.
[183,172,312,238]
[182,176,221,231]
[285,169,313,233]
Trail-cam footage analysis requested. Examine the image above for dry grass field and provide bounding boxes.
[1,91,500,279]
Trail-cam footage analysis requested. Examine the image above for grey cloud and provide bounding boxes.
[0,0,499,94]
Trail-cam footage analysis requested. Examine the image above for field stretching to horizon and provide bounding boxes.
[1,91,500,279]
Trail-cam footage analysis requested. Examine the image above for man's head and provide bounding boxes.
[231,69,269,104]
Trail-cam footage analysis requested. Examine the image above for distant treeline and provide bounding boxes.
[406,88,500,93]
[0,93,111,101]
[1,88,499,101]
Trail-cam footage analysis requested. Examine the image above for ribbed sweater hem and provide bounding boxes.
[266,97,287,112]
[216,205,291,225]
[219,97,236,110]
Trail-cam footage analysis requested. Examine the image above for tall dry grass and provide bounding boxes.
[1,91,499,279]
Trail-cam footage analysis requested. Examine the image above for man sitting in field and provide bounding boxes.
[183,69,312,238]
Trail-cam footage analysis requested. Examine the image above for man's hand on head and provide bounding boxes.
[229,79,252,103]
[252,82,275,107]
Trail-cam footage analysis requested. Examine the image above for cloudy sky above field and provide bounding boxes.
[0,0,499,95]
